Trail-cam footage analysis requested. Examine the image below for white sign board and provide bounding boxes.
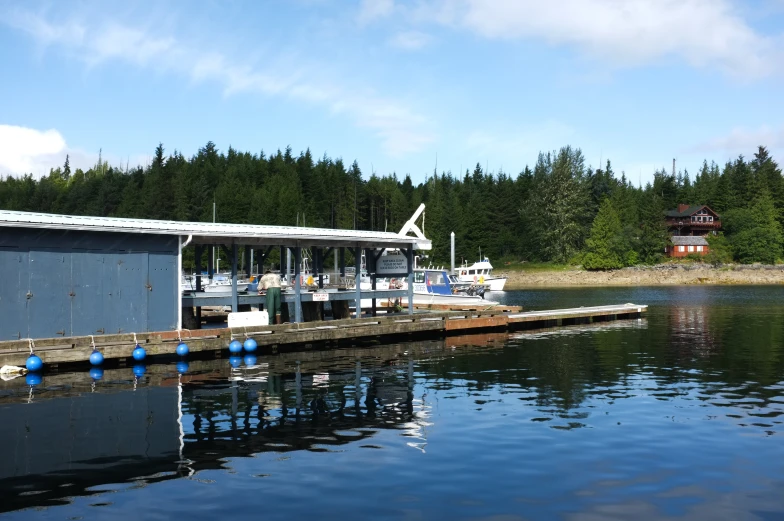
[312,292,329,302]
[228,310,269,328]
[376,254,408,275]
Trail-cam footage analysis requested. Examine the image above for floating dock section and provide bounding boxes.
[0,304,647,367]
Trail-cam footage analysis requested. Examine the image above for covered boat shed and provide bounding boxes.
[0,208,430,341]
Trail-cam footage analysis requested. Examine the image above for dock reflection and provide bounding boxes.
[0,340,435,514]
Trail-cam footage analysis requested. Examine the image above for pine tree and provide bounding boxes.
[637,192,669,264]
[63,155,71,181]
[583,199,630,270]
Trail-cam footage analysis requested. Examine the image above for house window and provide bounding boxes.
[697,246,704,252]
[678,246,685,252]
[709,216,713,222]
[688,246,695,252]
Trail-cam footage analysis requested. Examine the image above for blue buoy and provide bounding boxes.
[26,372,42,386]
[243,354,257,367]
[176,342,189,356]
[228,340,243,354]
[176,360,189,374]
[243,338,257,352]
[229,356,243,368]
[26,354,43,372]
[89,367,104,381]
[89,350,104,366]
[133,364,147,377]
[132,344,147,361]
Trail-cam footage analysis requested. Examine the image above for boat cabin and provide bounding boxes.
[413,269,457,296]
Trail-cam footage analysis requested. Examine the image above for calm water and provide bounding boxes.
[2,286,784,520]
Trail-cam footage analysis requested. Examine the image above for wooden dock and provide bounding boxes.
[0,304,647,368]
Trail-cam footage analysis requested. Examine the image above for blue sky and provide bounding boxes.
[1,0,783,185]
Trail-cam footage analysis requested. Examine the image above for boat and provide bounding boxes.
[409,268,498,306]
[181,273,250,293]
[454,257,507,291]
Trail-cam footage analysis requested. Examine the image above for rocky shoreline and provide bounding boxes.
[503,264,784,288]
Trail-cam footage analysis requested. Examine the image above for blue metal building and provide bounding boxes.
[0,209,430,341]
[0,227,179,340]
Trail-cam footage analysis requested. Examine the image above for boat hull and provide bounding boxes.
[485,277,507,291]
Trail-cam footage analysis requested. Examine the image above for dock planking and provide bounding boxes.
[0,304,647,367]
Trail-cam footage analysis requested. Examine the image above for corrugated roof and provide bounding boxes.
[0,210,431,250]
[671,235,709,246]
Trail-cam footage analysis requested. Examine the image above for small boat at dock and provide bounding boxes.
[454,258,507,291]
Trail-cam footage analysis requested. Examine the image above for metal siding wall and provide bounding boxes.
[0,248,30,340]
[117,252,149,334]
[71,250,106,336]
[0,229,178,339]
[28,250,71,339]
[147,252,177,332]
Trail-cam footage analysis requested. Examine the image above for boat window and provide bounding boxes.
[468,269,475,275]
[426,271,445,285]
[414,272,425,283]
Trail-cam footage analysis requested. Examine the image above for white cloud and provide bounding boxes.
[0,125,67,176]
[4,8,434,158]
[374,0,780,78]
[0,124,146,178]
[389,30,433,51]
[688,125,784,155]
[358,0,396,24]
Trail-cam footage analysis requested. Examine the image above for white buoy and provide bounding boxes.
[0,365,28,381]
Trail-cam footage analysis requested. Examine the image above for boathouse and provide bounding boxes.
[666,235,710,258]
[0,208,429,341]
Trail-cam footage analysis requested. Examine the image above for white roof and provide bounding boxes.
[0,210,432,250]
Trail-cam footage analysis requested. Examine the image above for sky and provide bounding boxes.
[1,0,783,185]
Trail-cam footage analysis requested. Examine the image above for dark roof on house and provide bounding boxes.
[665,205,704,217]
[671,236,709,246]
[664,205,721,219]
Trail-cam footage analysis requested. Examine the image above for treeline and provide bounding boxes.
[0,142,781,268]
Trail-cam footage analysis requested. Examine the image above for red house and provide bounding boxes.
[665,204,721,236]
[666,236,710,258]
[664,204,720,258]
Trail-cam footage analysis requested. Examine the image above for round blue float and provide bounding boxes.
[243,338,257,352]
[132,344,147,361]
[89,350,104,366]
[133,364,147,377]
[26,354,43,372]
[26,372,42,386]
[89,367,104,381]
[176,361,189,374]
[243,354,257,367]
[229,356,243,368]
[176,342,189,356]
[228,340,243,354]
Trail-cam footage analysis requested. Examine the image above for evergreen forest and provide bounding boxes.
[0,142,782,269]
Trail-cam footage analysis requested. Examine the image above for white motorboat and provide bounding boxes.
[454,257,507,291]
[408,268,498,306]
[182,274,250,293]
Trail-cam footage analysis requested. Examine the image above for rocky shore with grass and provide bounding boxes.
[503,264,784,288]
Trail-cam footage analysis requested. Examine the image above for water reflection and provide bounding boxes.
[3,289,784,520]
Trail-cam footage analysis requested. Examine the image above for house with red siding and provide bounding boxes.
[666,236,710,258]
[664,204,720,258]
[665,204,721,236]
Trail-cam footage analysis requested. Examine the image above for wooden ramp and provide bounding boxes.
[0,304,647,367]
